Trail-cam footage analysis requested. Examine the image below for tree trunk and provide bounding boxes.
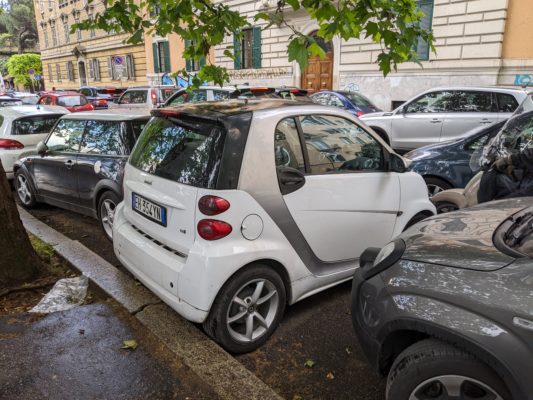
[0,161,41,287]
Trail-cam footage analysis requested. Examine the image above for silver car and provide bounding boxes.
[114,86,180,108]
[360,86,528,152]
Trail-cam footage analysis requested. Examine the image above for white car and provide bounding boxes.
[360,86,528,152]
[0,105,69,179]
[113,100,435,353]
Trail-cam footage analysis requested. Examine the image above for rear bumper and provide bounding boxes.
[1,151,24,179]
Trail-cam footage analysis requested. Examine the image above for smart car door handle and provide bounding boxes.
[430,119,442,123]
[64,160,74,170]
[480,119,493,124]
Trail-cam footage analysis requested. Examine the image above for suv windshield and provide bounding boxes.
[129,116,226,188]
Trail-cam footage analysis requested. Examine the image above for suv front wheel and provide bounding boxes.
[15,170,37,208]
[387,339,510,400]
[203,264,286,354]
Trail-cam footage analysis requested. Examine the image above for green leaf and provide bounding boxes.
[287,39,308,69]
[304,359,316,368]
[285,0,300,11]
[122,340,138,350]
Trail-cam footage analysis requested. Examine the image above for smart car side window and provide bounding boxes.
[274,118,305,172]
[45,119,86,153]
[298,115,384,174]
[405,91,454,113]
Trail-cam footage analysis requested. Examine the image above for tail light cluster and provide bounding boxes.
[150,88,158,105]
[0,139,24,150]
[197,195,232,240]
[356,111,365,117]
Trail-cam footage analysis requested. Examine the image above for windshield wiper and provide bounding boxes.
[505,212,533,247]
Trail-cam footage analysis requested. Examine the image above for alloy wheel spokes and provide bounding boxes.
[410,375,503,400]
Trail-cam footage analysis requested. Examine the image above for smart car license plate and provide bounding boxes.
[132,193,167,226]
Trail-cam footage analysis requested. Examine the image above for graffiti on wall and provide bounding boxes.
[515,74,533,86]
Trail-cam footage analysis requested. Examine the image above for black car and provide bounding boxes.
[14,109,150,240]
[351,198,533,400]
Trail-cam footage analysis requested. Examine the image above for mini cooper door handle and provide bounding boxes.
[429,119,442,124]
[64,160,74,170]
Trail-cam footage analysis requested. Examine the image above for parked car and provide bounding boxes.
[38,92,95,112]
[360,86,528,151]
[0,96,23,107]
[3,91,39,105]
[14,109,151,240]
[351,197,533,400]
[233,86,311,101]
[0,105,68,180]
[115,86,180,108]
[112,99,435,353]
[405,120,506,196]
[310,90,381,116]
[163,86,237,107]
[78,86,118,109]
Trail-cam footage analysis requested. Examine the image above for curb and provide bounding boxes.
[19,207,283,400]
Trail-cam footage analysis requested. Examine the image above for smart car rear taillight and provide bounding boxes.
[198,195,230,216]
[0,139,24,149]
[197,219,232,240]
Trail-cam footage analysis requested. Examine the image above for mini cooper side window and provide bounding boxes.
[46,119,86,152]
[274,118,305,172]
[299,115,384,174]
[80,121,126,155]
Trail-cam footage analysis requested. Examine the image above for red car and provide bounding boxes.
[38,92,95,112]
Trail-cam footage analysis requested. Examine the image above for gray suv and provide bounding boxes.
[351,197,533,400]
[360,87,528,152]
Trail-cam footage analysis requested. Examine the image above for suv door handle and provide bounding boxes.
[64,160,74,170]
[429,119,442,124]
[277,166,306,195]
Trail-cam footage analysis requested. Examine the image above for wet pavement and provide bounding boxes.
[26,204,386,400]
[0,300,220,400]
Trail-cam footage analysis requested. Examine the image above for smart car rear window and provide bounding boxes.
[129,116,226,188]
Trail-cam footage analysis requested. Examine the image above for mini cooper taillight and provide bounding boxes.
[0,139,24,149]
[198,195,230,216]
[197,219,232,240]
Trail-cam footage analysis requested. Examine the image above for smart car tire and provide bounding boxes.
[203,264,286,354]
[98,191,120,242]
[15,170,37,208]
[386,339,511,400]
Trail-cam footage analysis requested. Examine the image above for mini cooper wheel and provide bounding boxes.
[15,171,37,208]
[203,265,286,354]
[98,191,120,242]
[387,339,510,400]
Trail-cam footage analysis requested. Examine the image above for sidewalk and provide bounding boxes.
[17,207,282,400]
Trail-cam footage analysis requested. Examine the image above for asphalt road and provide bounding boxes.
[26,204,386,400]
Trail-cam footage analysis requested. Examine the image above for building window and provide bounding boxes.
[125,54,135,79]
[58,0,67,8]
[415,0,434,61]
[48,0,52,10]
[56,64,62,82]
[233,27,261,70]
[89,59,101,81]
[63,20,70,43]
[185,40,205,72]
[107,57,118,80]
[152,41,170,73]
[66,61,74,81]
[43,29,49,48]
[47,64,53,82]
[75,17,82,41]
[51,24,58,47]
[149,6,160,18]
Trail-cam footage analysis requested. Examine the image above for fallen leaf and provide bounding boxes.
[122,339,138,350]
[345,347,352,355]
[326,372,335,380]
[292,395,303,400]
[304,359,316,368]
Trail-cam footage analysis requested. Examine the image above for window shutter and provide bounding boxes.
[162,41,171,73]
[126,54,135,79]
[199,56,206,69]
[108,57,115,80]
[95,59,100,81]
[416,0,433,61]
[185,40,192,72]
[152,42,160,73]
[233,34,241,70]
[88,59,94,79]
[252,26,262,69]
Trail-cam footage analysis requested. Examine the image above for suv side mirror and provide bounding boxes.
[389,153,410,173]
[36,141,48,155]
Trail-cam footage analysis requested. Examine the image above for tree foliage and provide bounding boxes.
[75,0,434,86]
[6,53,41,87]
[75,0,433,86]
[0,0,38,54]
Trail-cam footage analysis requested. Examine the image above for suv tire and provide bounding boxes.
[15,170,37,208]
[386,339,511,400]
[98,191,120,242]
[203,264,286,354]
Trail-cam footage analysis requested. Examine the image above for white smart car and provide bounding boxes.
[0,105,69,179]
[113,100,435,353]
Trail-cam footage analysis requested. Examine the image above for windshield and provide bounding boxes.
[343,92,376,108]
[129,116,226,188]
[58,95,87,107]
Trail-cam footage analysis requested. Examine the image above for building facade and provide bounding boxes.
[214,0,533,110]
[34,0,147,90]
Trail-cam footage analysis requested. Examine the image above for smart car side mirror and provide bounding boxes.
[36,141,48,155]
[389,153,410,173]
